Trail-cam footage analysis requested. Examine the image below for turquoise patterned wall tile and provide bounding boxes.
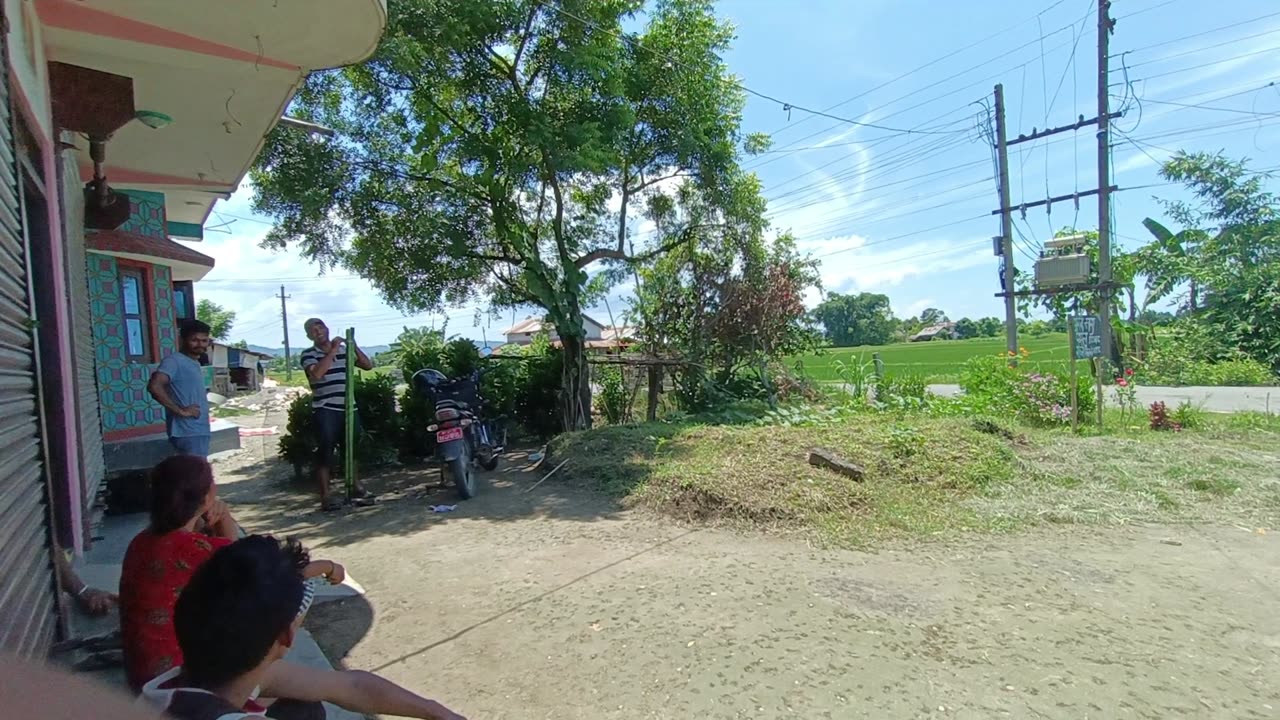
[86,251,175,433]
[117,190,167,241]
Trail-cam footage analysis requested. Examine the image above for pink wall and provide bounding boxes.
[8,66,85,554]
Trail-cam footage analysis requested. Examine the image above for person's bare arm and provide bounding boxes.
[354,343,374,371]
[201,500,240,541]
[305,341,342,381]
[148,372,197,418]
[53,544,117,615]
[302,559,346,584]
[262,661,465,720]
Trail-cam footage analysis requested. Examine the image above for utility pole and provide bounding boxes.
[993,84,1018,358]
[1096,0,1115,366]
[276,285,293,380]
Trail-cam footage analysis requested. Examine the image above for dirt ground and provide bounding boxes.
[215,409,1280,719]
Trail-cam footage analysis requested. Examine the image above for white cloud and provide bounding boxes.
[903,297,936,318]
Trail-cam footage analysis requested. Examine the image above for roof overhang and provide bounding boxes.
[87,229,215,281]
[39,0,386,233]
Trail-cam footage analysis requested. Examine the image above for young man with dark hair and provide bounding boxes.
[299,318,375,511]
[149,319,213,457]
[142,535,465,720]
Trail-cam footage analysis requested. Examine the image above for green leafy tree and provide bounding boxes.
[196,299,236,340]
[810,292,897,347]
[1136,151,1279,367]
[975,317,1003,337]
[250,0,763,430]
[953,317,978,339]
[917,307,948,326]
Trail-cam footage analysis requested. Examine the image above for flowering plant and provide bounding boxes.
[1114,367,1138,422]
[960,354,1091,426]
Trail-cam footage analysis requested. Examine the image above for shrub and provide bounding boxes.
[1149,401,1181,432]
[1136,319,1277,386]
[959,354,1093,426]
[442,337,481,377]
[877,372,927,402]
[278,373,401,474]
[514,335,565,438]
[395,328,447,384]
[595,365,631,425]
[1170,400,1207,430]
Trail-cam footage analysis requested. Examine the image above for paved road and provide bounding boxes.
[928,383,1280,413]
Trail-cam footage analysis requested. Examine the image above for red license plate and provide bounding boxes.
[436,427,464,443]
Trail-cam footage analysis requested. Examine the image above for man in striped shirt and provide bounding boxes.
[301,318,375,511]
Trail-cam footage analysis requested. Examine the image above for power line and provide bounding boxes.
[1115,46,1280,87]
[1140,95,1280,118]
[536,0,961,136]
[769,159,989,217]
[764,132,974,210]
[200,274,361,284]
[1114,0,1185,20]
[746,103,978,171]
[779,180,993,240]
[811,213,991,260]
[765,7,1089,144]
[1111,11,1280,59]
[755,0,1074,140]
[1046,1,1094,117]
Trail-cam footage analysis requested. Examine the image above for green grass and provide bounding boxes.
[549,411,1280,547]
[792,333,1071,384]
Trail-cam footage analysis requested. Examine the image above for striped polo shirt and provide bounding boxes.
[300,344,353,412]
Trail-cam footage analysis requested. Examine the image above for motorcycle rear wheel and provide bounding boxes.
[444,455,476,499]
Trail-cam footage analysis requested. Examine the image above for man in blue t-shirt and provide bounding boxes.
[148,319,213,457]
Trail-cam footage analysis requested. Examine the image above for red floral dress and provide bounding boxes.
[120,529,233,691]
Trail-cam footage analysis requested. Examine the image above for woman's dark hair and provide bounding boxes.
[175,535,311,689]
[149,455,215,534]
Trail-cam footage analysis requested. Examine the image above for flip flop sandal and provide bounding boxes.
[351,495,378,507]
[72,649,123,672]
[320,499,344,512]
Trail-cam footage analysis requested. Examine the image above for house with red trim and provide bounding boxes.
[0,0,386,659]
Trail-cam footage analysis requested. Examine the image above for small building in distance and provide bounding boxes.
[208,343,272,394]
[502,315,607,345]
[910,322,958,342]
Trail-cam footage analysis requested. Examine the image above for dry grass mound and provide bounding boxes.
[550,417,1019,545]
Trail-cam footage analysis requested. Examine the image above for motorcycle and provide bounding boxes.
[412,368,503,499]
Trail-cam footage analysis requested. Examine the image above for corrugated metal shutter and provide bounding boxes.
[0,19,59,657]
[59,145,105,518]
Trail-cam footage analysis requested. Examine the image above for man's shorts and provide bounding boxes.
[170,434,211,458]
[314,407,361,468]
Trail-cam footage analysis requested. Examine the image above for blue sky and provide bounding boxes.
[191,0,1280,348]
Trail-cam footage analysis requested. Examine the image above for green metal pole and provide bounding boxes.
[344,327,356,502]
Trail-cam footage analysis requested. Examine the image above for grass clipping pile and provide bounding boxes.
[550,418,1019,546]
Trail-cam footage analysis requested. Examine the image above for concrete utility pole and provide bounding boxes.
[993,84,1018,358]
[277,284,293,380]
[1096,0,1115,366]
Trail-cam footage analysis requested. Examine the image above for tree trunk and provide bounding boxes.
[560,333,592,431]
[646,365,661,422]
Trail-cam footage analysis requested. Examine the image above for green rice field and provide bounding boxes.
[793,333,1071,384]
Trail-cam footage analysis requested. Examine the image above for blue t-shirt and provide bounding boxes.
[155,353,210,438]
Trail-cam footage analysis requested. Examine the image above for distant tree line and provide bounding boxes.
[809,291,1176,348]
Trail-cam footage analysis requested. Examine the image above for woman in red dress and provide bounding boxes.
[120,455,345,692]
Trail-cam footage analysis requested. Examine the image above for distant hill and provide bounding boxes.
[243,344,392,357]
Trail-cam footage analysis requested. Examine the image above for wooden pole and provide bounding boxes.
[994,84,1019,361]
[1094,357,1104,431]
[1069,322,1079,433]
[344,327,356,502]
